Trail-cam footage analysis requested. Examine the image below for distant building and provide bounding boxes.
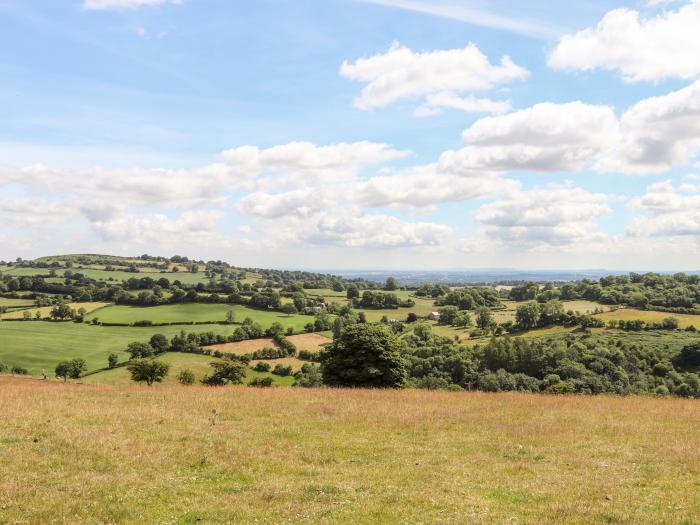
[494,285,513,298]
[428,311,440,321]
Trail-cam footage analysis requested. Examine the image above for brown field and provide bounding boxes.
[208,332,331,355]
[250,356,308,371]
[0,301,111,320]
[0,377,698,524]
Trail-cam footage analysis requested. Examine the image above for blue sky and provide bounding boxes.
[1,0,699,270]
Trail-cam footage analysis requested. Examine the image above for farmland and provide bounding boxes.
[595,307,700,329]
[0,301,109,320]
[0,377,698,524]
[2,266,211,285]
[87,303,313,331]
[0,321,235,374]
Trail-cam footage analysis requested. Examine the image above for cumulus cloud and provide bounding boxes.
[92,210,225,243]
[340,42,527,113]
[549,1,700,82]
[414,92,512,117]
[303,213,453,248]
[628,180,700,237]
[448,102,618,173]
[83,0,183,10]
[599,79,700,173]
[474,185,613,246]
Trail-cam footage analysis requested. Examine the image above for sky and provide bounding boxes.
[1,0,699,270]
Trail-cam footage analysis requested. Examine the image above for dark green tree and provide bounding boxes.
[127,359,170,386]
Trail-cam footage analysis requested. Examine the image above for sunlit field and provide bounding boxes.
[0,377,697,524]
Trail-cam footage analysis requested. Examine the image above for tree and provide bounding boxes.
[515,302,541,330]
[475,307,493,331]
[384,277,399,291]
[50,303,73,321]
[177,369,196,385]
[281,303,297,317]
[126,341,154,359]
[321,323,406,387]
[149,334,169,354]
[225,309,236,324]
[54,358,87,382]
[346,285,359,299]
[201,360,247,385]
[406,312,418,323]
[108,353,119,369]
[127,359,170,386]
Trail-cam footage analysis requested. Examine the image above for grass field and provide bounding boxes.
[208,332,331,356]
[0,297,36,308]
[0,378,697,524]
[86,303,314,331]
[2,266,210,285]
[82,352,294,387]
[0,322,236,374]
[595,308,700,329]
[0,301,110,320]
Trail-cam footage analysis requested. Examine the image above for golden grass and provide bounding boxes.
[208,333,331,355]
[0,301,111,320]
[595,308,700,329]
[0,377,697,524]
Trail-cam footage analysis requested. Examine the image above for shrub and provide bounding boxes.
[249,377,273,387]
[201,361,246,386]
[254,362,271,372]
[11,366,29,375]
[107,353,119,369]
[272,364,293,377]
[127,359,170,386]
[177,369,196,385]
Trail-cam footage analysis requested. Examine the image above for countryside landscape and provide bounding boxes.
[3,0,700,523]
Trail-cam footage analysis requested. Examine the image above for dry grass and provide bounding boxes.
[0,302,110,320]
[595,308,700,329]
[209,333,331,355]
[0,377,698,524]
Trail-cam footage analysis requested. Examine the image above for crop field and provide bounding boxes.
[0,378,697,524]
[0,301,110,320]
[0,297,36,308]
[82,352,294,387]
[208,332,331,356]
[0,321,235,374]
[595,308,700,329]
[360,297,437,322]
[250,356,308,372]
[87,303,313,331]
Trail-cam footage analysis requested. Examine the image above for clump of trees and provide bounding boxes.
[127,359,170,386]
[55,358,87,382]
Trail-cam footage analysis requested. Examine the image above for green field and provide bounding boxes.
[0,297,36,308]
[0,322,236,375]
[2,266,210,285]
[87,303,314,330]
[83,352,294,387]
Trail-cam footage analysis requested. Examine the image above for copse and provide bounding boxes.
[321,323,406,388]
[201,360,247,386]
[54,358,87,382]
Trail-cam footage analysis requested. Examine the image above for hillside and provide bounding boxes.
[1,377,698,524]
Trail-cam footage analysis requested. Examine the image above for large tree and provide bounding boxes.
[54,358,87,382]
[127,359,170,386]
[321,323,406,387]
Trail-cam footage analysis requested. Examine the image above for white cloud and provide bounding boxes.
[449,102,618,173]
[600,79,700,173]
[340,42,528,112]
[92,210,225,243]
[414,92,512,117]
[628,180,700,237]
[549,1,700,82]
[235,189,332,219]
[83,0,182,11]
[303,213,453,248]
[474,185,613,246]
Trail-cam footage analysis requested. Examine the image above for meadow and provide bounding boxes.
[87,303,313,331]
[0,378,697,524]
[1,266,210,285]
[0,301,109,320]
[0,321,235,374]
[81,352,295,387]
[595,307,700,329]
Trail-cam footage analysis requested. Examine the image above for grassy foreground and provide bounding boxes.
[0,378,698,524]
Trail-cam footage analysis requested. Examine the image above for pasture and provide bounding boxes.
[0,301,109,320]
[87,303,313,331]
[595,307,700,329]
[208,332,331,356]
[2,266,210,285]
[82,352,294,387]
[0,378,697,524]
[0,321,235,375]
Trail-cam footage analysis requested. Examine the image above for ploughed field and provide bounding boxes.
[0,377,697,524]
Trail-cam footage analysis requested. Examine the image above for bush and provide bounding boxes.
[201,361,247,386]
[127,359,170,386]
[249,377,273,387]
[177,369,196,385]
[254,362,271,372]
[272,364,293,376]
[11,366,29,375]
